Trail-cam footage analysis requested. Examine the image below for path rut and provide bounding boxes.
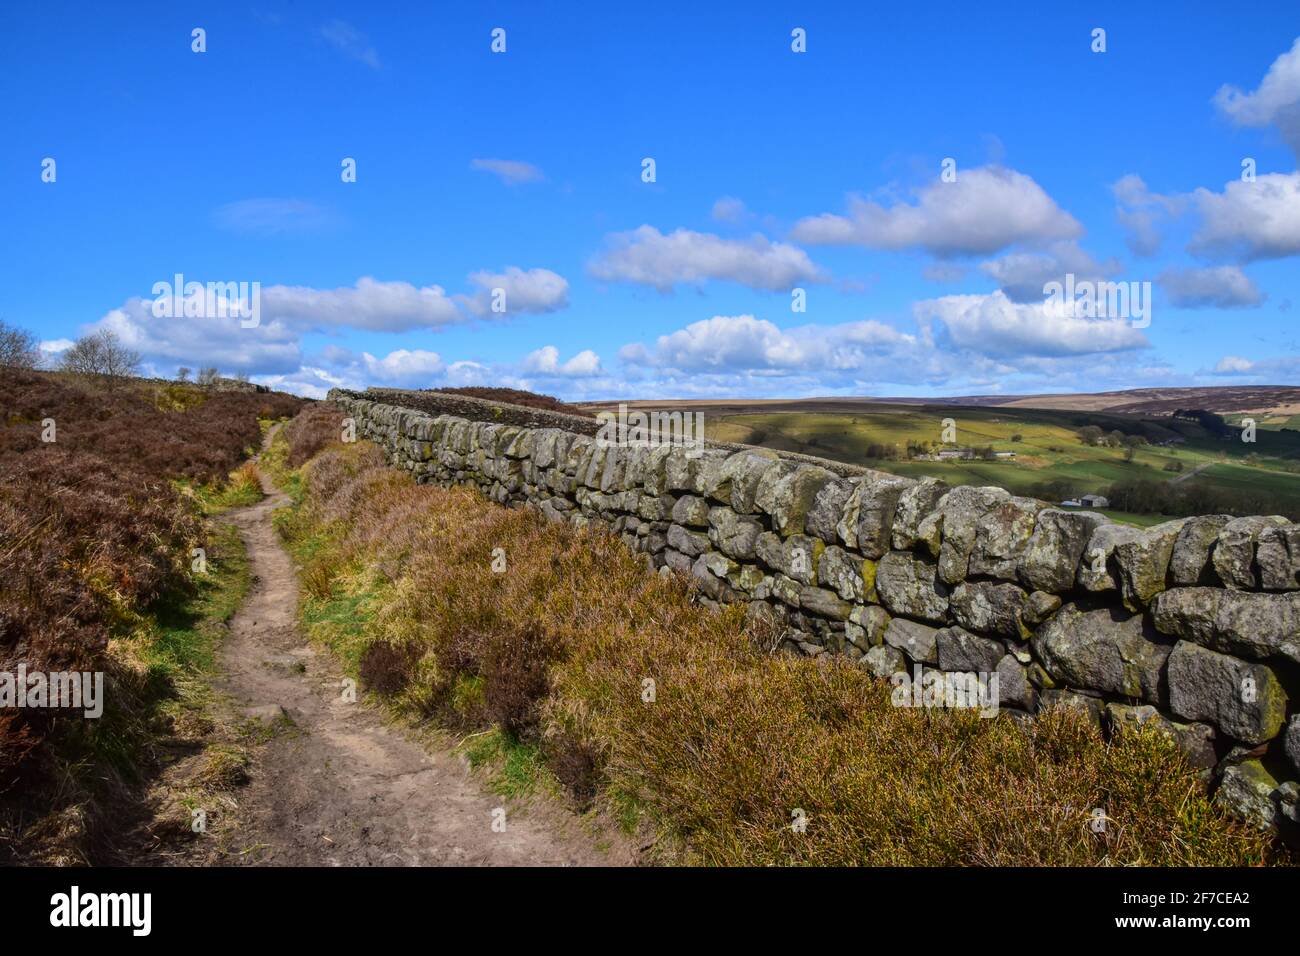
[212,433,613,866]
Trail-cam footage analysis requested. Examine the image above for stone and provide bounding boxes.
[1031,603,1171,704]
[968,497,1043,580]
[1213,515,1289,590]
[728,563,766,593]
[935,485,1011,585]
[771,574,802,607]
[818,545,868,602]
[707,507,764,561]
[1152,587,1300,664]
[690,553,738,602]
[1077,523,1143,593]
[670,494,711,528]
[666,523,710,557]
[1285,716,1300,778]
[883,617,940,664]
[848,604,890,647]
[1257,524,1300,591]
[662,548,693,574]
[1022,590,1062,626]
[936,626,1005,673]
[891,477,948,552]
[1103,703,1218,769]
[756,533,823,585]
[995,655,1038,711]
[805,478,854,544]
[875,551,949,624]
[1166,641,1287,745]
[1037,689,1104,727]
[755,464,835,536]
[949,580,1029,639]
[1019,509,1106,594]
[636,494,674,522]
[913,510,944,558]
[799,586,852,621]
[1215,761,1281,831]
[1113,519,1187,610]
[1280,782,1300,827]
[1169,515,1232,586]
[707,450,783,513]
[863,644,908,678]
[852,475,913,559]
[673,446,718,494]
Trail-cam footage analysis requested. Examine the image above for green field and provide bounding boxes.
[704,403,1300,523]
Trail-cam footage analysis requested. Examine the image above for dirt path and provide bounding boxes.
[208,431,618,866]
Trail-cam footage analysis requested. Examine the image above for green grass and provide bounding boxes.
[43,519,253,808]
[461,728,550,799]
[141,522,251,678]
[709,404,1300,520]
[176,463,263,515]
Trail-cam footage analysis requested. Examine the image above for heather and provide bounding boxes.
[276,428,1279,866]
[0,368,302,858]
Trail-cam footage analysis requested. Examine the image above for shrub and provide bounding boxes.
[358,641,415,695]
[480,624,559,738]
[283,402,345,467]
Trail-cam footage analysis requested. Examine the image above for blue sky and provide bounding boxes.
[3,2,1299,399]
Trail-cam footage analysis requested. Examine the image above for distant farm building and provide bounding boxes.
[1061,494,1110,509]
[933,448,1016,461]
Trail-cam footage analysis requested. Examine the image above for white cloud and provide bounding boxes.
[1213,36,1300,156]
[1189,172,1300,261]
[791,166,1082,257]
[1214,355,1256,374]
[470,159,545,185]
[979,241,1121,303]
[38,338,73,355]
[253,366,349,400]
[1159,266,1266,309]
[80,271,556,383]
[588,225,824,291]
[360,348,446,383]
[319,20,380,69]
[913,290,1149,358]
[213,199,335,237]
[89,296,303,374]
[1111,174,1185,257]
[522,345,602,377]
[461,267,570,316]
[620,314,919,373]
[262,277,463,332]
[711,196,749,223]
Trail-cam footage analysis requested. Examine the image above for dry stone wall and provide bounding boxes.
[329,387,1300,837]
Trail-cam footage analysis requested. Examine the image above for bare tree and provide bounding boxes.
[177,366,192,383]
[0,319,40,369]
[196,366,220,388]
[60,330,141,388]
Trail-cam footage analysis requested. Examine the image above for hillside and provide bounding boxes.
[584,394,1300,523]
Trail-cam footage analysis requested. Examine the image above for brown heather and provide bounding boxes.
[285,436,1281,867]
[0,368,302,801]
